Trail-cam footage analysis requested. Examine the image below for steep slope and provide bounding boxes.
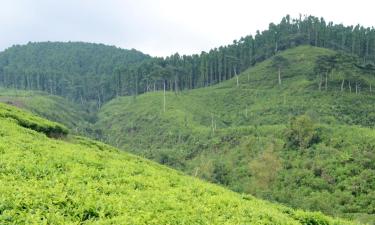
[96,46,375,223]
[0,103,355,224]
[0,88,90,133]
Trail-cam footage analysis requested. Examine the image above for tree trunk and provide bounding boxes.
[325,72,328,91]
[348,81,352,93]
[355,82,358,95]
[97,92,101,109]
[275,41,278,53]
[318,74,322,91]
[278,67,282,85]
[341,79,345,92]
[234,66,239,87]
[163,81,166,112]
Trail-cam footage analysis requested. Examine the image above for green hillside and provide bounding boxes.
[96,46,375,223]
[0,102,356,225]
[0,88,90,133]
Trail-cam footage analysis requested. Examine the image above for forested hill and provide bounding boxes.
[1,15,375,107]
[0,42,149,104]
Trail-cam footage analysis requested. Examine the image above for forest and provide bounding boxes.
[1,15,375,108]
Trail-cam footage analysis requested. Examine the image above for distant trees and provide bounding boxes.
[1,15,375,106]
[271,56,289,85]
[313,52,375,94]
[314,55,336,91]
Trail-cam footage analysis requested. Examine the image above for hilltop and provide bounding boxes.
[0,42,149,104]
[0,102,356,224]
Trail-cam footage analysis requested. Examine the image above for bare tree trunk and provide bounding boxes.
[97,92,101,109]
[355,82,358,95]
[278,67,281,85]
[348,81,352,93]
[234,66,239,87]
[325,72,328,91]
[163,81,166,112]
[341,79,345,92]
[318,74,322,91]
[275,41,278,53]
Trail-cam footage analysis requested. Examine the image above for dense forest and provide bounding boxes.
[0,42,149,106]
[1,15,375,108]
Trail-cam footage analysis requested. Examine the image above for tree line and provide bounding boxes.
[0,15,375,107]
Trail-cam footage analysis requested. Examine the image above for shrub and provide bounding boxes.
[285,115,320,149]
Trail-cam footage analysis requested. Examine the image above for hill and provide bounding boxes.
[0,102,356,224]
[0,42,149,104]
[1,15,375,109]
[96,46,375,223]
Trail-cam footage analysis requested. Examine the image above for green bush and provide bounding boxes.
[285,115,320,149]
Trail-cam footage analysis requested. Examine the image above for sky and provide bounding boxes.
[0,0,374,57]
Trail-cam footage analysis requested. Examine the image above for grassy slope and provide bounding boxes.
[96,46,375,223]
[0,88,90,132]
[0,103,355,225]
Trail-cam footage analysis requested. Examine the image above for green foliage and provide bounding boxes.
[0,88,90,133]
[0,42,149,104]
[0,102,68,137]
[285,115,320,149]
[2,15,375,108]
[95,46,375,223]
[0,103,355,224]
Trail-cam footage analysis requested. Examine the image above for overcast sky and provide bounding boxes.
[0,0,374,56]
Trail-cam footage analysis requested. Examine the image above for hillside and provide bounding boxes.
[0,88,90,133]
[0,102,356,224]
[96,46,375,223]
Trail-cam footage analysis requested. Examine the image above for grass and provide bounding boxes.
[96,46,375,224]
[0,102,357,224]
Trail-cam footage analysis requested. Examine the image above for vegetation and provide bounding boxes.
[1,15,375,108]
[0,15,374,225]
[0,88,90,133]
[0,42,149,105]
[0,103,356,224]
[0,102,68,137]
[96,46,375,224]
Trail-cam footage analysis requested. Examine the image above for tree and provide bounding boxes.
[271,55,289,85]
[285,115,320,149]
[314,55,336,91]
